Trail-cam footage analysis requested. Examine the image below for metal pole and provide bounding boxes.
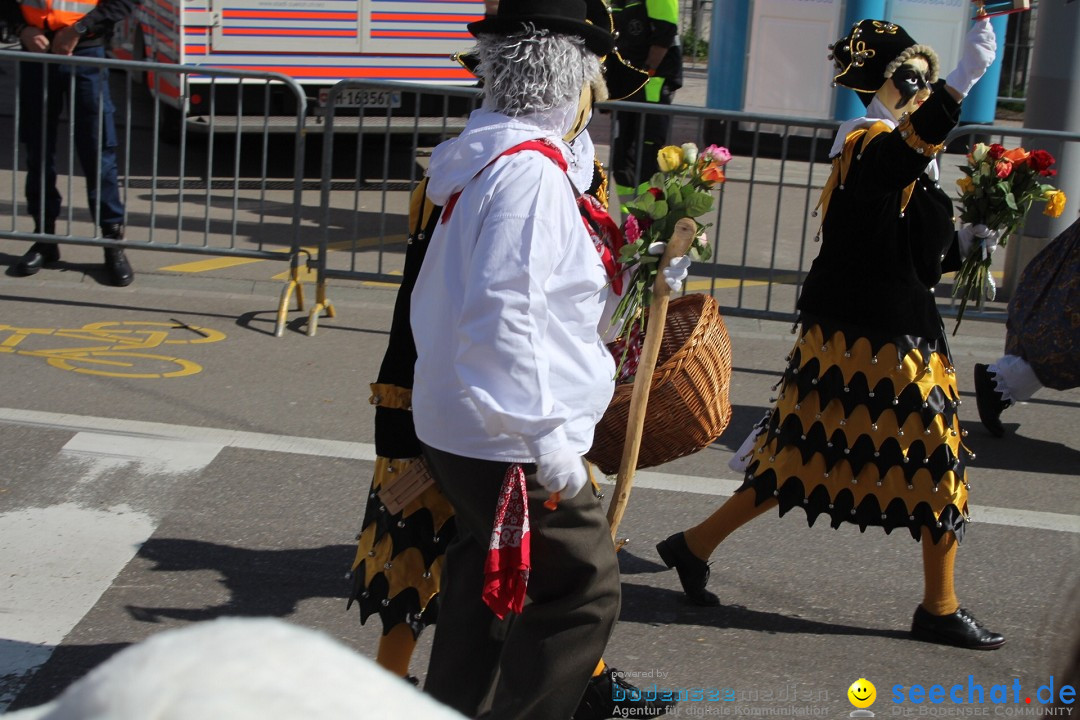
[1004,0,1080,293]
[1023,0,1079,239]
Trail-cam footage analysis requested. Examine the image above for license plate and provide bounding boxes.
[318,88,402,109]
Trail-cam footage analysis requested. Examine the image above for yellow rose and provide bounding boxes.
[1043,190,1067,218]
[956,176,975,194]
[657,145,684,173]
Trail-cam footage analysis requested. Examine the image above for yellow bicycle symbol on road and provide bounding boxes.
[0,321,226,378]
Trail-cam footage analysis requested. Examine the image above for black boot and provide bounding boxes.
[15,241,60,276]
[973,364,1011,437]
[656,532,720,606]
[911,605,1005,650]
[573,665,678,720]
[102,224,134,287]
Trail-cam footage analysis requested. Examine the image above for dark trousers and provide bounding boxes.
[611,84,675,192]
[18,44,125,230]
[421,443,621,720]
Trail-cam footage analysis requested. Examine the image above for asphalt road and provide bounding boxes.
[0,51,1077,720]
[0,261,1077,717]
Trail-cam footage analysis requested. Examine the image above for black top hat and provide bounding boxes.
[459,0,644,98]
[468,0,615,57]
[830,19,940,94]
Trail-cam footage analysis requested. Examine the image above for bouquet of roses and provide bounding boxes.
[952,142,1066,333]
[608,143,731,376]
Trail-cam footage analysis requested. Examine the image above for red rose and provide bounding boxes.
[987,144,1006,160]
[1028,149,1056,175]
[995,159,1013,179]
[647,187,663,199]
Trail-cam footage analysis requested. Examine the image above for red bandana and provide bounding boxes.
[482,464,531,619]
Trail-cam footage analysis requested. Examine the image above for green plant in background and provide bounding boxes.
[681,31,709,60]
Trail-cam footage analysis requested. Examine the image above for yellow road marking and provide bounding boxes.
[363,270,403,288]
[160,257,265,272]
[160,235,409,275]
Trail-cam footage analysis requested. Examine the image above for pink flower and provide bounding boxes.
[994,160,1013,179]
[701,144,732,166]
[623,214,642,243]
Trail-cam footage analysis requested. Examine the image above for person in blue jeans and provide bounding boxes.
[3,0,136,285]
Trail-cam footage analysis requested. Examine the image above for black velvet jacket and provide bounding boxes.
[797,80,964,342]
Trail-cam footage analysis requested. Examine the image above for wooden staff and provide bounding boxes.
[606,216,697,542]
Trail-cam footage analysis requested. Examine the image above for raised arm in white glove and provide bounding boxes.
[536,446,589,499]
[958,222,1002,259]
[945,18,997,99]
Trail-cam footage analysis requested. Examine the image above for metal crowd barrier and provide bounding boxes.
[0,48,308,336]
[305,79,481,334]
[306,79,1077,334]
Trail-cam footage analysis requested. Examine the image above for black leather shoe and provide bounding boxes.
[911,605,1005,650]
[14,242,60,276]
[656,532,720,606]
[973,363,1011,437]
[101,222,124,240]
[104,247,134,287]
[573,665,677,720]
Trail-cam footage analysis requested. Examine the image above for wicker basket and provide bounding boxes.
[586,293,733,475]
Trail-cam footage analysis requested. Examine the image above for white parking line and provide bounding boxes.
[0,503,156,712]
[0,406,1076,537]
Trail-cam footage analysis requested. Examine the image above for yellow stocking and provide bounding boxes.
[920,527,960,616]
[683,490,778,561]
[375,623,418,678]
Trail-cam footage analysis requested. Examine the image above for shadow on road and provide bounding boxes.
[125,538,355,623]
[617,574,909,641]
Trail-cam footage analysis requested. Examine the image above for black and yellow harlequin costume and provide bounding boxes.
[658,18,1005,650]
[744,96,971,543]
[348,178,455,656]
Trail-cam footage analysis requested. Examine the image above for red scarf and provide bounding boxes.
[482,464,531,619]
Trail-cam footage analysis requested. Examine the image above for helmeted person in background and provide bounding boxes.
[974,214,1080,437]
[655,17,1008,651]
[407,0,647,715]
[1,0,135,285]
[609,0,683,199]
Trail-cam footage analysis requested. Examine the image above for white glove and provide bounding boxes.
[958,223,1002,259]
[536,446,589,499]
[662,255,691,292]
[945,18,997,98]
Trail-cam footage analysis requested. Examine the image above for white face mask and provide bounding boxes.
[875,56,932,121]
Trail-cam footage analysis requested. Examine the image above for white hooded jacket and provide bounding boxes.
[410,109,616,463]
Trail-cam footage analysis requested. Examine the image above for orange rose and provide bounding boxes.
[700,164,725,184]
[1002,147,1029,164]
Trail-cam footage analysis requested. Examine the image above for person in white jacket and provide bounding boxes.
[410,0,627,716]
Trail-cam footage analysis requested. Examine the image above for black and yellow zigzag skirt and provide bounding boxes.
[348,456,456,637]
[740,317,974,544]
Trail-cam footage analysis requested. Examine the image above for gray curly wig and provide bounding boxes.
[474,28,603,116]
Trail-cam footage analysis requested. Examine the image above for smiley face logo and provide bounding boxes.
[848,678,877,709]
